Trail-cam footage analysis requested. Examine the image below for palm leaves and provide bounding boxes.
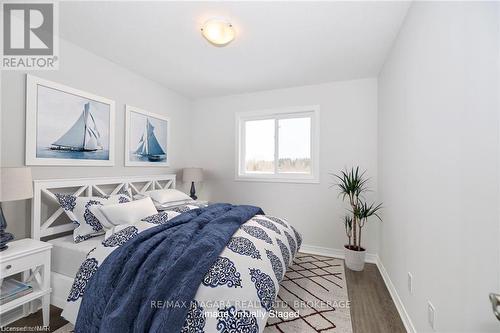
[356,201,383,223]
[333,167,382,251]
[343,216,353,246]
[333,166,368,204]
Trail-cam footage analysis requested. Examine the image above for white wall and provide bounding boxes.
[378,2,499,332]
[191,79,379,254]
[4,4,499,330]
[1,39,193,239]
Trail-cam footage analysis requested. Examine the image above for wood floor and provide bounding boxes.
[6,306,67,332]
[6,262,406,333]
[346,263,406,333]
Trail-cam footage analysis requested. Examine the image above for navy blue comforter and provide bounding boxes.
[74,203,263,333]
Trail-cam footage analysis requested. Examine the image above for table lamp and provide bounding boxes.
[182,168,204,200]
[0,167,33,251]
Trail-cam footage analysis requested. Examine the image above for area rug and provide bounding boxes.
[265,252,353,333]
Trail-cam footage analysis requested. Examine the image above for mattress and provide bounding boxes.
[48,234,105,277]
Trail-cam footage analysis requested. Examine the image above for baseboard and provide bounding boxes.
[299,244,416,333]
[375,257,417,333]
[300,244,378,263]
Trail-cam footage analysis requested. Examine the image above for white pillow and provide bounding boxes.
[157,199,194,210]
[89,205,114,229]
[140,189,191,204]
[97,197,158,226]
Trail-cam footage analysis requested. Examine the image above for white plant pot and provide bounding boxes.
[344,245,366,271]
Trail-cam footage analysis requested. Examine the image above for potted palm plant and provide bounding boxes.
[333,167,382,271]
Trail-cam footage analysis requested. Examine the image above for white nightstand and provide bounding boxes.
[0,239,52,327]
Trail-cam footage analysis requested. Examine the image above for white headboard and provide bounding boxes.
[32,174,176,240]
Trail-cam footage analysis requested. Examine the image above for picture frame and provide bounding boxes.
[26,75,115,166]
[125,105,170,167]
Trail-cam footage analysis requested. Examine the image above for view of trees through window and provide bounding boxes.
[244,116,311,174]
[244,119,275,173]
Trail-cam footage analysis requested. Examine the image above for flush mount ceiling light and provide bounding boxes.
[201,18,235,46]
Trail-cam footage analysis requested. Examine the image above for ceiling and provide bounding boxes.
[60,1,410,99]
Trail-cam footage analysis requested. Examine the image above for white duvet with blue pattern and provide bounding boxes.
[62,203,302,333]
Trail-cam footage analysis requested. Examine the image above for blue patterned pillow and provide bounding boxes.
[55,194,131,243]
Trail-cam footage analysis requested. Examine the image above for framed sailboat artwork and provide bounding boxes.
[25,75,115,166]
[125,105,169,167]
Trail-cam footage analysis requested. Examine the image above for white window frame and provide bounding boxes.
[235,105,320,183]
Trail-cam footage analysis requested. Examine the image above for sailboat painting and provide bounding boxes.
[50,102,104,152]
[125,106,169,166]
[26,75,115,166]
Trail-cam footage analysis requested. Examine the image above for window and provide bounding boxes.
[236,106,319,183]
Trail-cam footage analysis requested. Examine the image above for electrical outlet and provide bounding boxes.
[407,272,413,295]
[428,301,436,331]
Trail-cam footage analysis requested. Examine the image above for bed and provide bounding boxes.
[32,175,301,333]
[33,176,177,309]
[48,234,104,278]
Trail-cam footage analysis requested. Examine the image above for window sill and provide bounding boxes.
[235,175,320,184]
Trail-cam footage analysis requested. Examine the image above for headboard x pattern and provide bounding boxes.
[32,175,176,240]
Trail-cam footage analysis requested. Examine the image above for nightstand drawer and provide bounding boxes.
[0,250,49,277]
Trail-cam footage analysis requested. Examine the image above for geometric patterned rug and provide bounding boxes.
[265,253,353,333]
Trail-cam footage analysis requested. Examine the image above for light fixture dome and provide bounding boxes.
[201,18,235,46]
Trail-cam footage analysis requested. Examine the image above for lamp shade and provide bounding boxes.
[182,168,204,183]
[0,167,33,202]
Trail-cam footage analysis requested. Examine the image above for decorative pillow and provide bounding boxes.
[88,205,114,230]
[156,199,195,210]
[55,193,131,243]
[138,189,191,204]
[161,201,209,213]
[140,202,208,224]
[96,197,158,227]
